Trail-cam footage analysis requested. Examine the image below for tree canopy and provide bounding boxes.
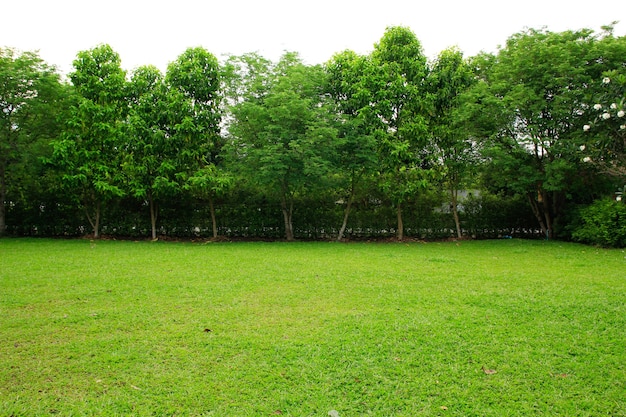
[2,25,626,244]
[1,47,67,236]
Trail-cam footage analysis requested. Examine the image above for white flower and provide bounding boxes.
[603,77,611,84]
[594,104,603,110]
[579,145,586,151]
[610,103,618,109]
[583,156,592,163]
[618,110,625,118]
[602,113,611,120]
[583,124,591,131]
[621,125,626,130]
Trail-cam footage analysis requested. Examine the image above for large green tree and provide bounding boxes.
[325,50,378,241]
[477,28,621,238]
[0,48,66,236]
[427,47,478,238]
[367,26,433,240]
[51,44,128,238]
[166,47,223,237]
[123,47,222,240]
[124,65,180,239]
[226,52,336,241]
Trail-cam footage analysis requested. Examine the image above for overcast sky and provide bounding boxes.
[3,0,625,75]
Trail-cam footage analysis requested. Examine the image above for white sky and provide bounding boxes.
[3,0,626,76]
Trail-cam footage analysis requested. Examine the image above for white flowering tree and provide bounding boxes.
[574,75,626,247]
[581,71,626,178]
[476,28,611,239]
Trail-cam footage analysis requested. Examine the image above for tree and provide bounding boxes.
[367,26,433,240]
[477,28,616,238]
[0,48,65,236]
[51,44,128,238]
[166,47,223,238]
[226,52,336,241]
[581,72,626,179]
[221,52,274,108]
[185,164,233,239]
[579,28,626,179]
[428,47,478,238]
[123,65,181,240]
[325,50,378,241]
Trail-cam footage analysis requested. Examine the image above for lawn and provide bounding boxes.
[1,238,625,416]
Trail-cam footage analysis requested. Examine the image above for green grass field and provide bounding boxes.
[1,238,625,416]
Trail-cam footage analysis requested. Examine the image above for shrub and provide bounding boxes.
[571,199,626,247]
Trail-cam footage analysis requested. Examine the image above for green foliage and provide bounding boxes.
[3,27,626,242]
[0,47,66,235]
[581,64,626,178]
[571,198,626,247]
[226,52,337,240]
[50,44,129,237]
[166,46,221,144]
[166,47,220,104]
[428,47,480,237]
[325,50,379,240]
[70,44,127,104]
[123,65,177,238]
[119,48,223,240]
[366,27,434,239]
[474,28,620,238]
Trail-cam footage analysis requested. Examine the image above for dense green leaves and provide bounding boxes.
[572,198,626,247]
[428,47,478,238]
[124,47,222,240]
[50,44,128,238]
[124,65,173,239]
[0,48,67,236]
[472,28,625,238]
[325,50,378,241]
[226,53,336,240]
[3,25,626,244]
[368,27,433,240]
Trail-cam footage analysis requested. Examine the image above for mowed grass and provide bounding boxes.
[1,239,625,416]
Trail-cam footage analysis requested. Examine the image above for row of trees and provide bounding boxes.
[1,25,625,242]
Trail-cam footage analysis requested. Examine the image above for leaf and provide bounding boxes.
[482,366,497,374]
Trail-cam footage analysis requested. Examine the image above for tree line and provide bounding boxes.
[1,25,625,244]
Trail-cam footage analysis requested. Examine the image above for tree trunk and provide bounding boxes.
[541,190,553,239]
[396,202,404,241]
[149,194,158,240]
[95,206,100,239]
[337,186,356,242]
[0,161,6,237]
[450,188,462,239]
[527,192,548,238]
[85,200,101,239]
[281,195,294,241]
[209,195,218,239]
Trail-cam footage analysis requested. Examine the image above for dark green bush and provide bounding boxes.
[571,199,626,247]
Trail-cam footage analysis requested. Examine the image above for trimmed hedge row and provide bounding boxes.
[6,191,541,240]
